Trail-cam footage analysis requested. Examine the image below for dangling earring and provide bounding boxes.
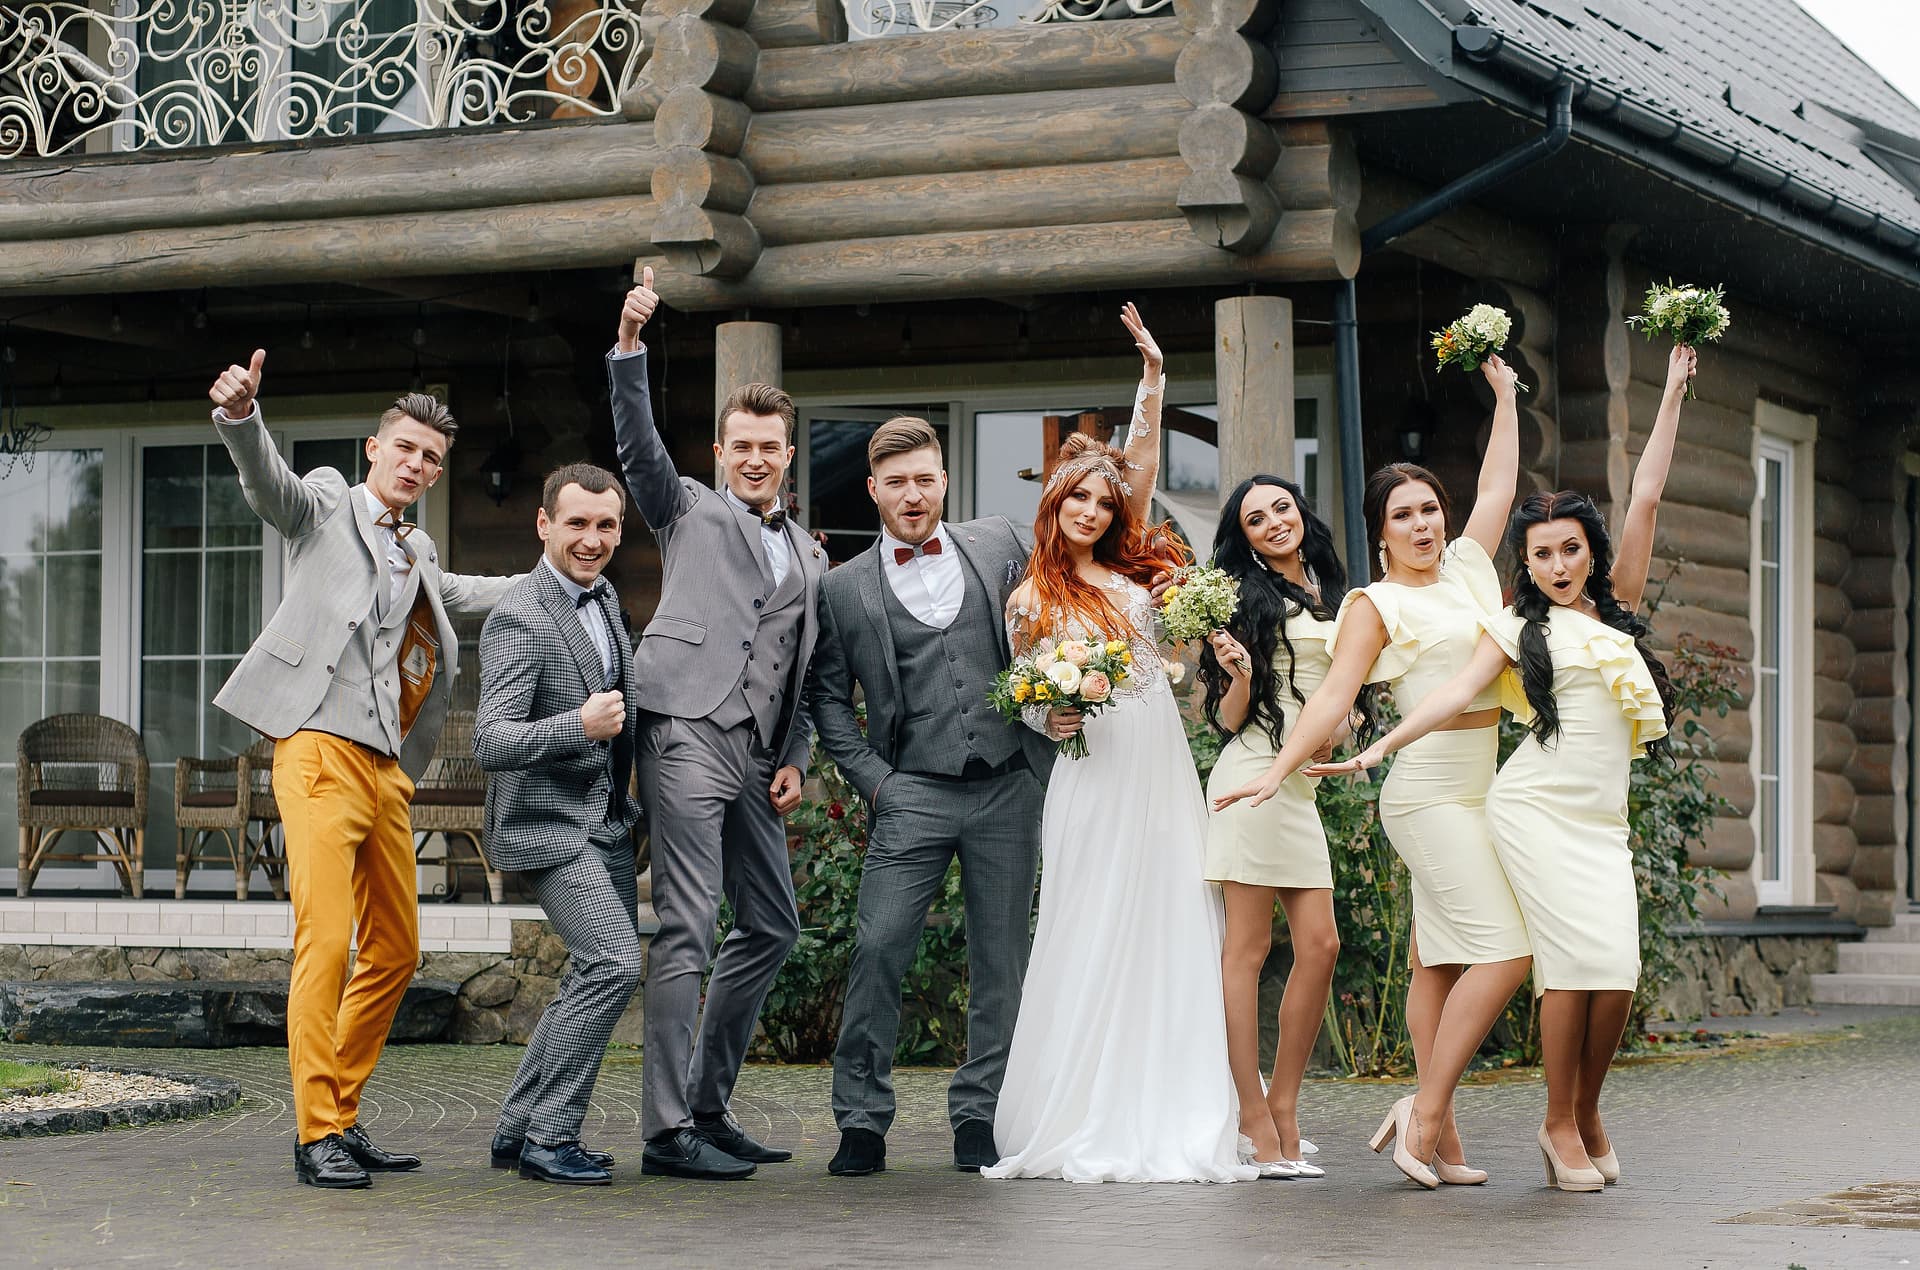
[1377,543,1389,575]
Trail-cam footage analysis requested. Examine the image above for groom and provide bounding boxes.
[810,417,1053,1176]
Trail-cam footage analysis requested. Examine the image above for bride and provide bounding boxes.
[983,304,1256,1185]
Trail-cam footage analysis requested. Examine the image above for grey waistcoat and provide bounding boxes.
[709,545,809,741]
[298,554,419,755]
[881,562,1019,776]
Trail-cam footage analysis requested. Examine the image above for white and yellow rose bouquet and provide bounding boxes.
[1158,563,1240,643]
[1626,280,1729,398]
[1430,303,1529,392]
[990,635,1133,759]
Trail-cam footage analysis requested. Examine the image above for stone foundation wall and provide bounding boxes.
[1651,934,1840,1020]
[0,918,647,1046]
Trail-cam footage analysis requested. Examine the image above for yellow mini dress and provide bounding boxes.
[1329,538,1531,967]
[1205,603,1337,889]
[1480,606,1669,993]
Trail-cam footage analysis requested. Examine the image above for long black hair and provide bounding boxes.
[1363,462,1453,579]
[1507,490,1676,761]
[1200,475,1370,745]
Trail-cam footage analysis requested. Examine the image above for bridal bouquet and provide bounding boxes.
[1627,280,1730,398]
[990,635,1133,759]
[1158,564,1240,643]
[1430,303,1529,392]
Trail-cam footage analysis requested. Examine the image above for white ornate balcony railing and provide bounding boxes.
[0,0,645,160]
[848,0,1170,39]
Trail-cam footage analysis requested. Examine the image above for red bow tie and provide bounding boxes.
[894,537,943,566]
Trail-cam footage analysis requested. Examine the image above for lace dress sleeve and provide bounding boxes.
[1006,603,1055,738]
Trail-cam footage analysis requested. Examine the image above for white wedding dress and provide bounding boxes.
[984,578,1255,1184]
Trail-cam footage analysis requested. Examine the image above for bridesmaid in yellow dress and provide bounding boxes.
[1316,345,1699,1193]
[1199,474,1366,1178]
[1213,356,1527,1189]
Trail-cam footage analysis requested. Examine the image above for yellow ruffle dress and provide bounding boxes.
[1480,606,1670,993]
[1329,538,1531,967]
[1205,603,1337,889]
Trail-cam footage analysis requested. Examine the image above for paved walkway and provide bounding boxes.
[3,1011,1917,1269]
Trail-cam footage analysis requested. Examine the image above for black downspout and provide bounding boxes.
[1332,79,1575,574]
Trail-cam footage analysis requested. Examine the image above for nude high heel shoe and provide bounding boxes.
[1537,1126,1604,1193]
[1368,1096,1438,1189]
[1588,1147,1619,1185]
[1433,1159,1489,1186]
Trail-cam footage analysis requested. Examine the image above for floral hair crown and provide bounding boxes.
[1045,452,1133,498]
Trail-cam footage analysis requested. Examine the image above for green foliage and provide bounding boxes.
[0,1059,70,1095]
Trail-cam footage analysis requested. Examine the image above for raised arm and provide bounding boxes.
[1118,301,1165,525]
[1611,344,1696,611]
[472,607,598,773]
[1459,355,1521,556]
[1210,595,1389,810]
[608,268,694,532]
[1308,634,1510,776]
[207,349,329,540]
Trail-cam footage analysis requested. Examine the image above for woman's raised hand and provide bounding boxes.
[1120,301,1163,380]
[1479,353,1518,399]
[1207,629,1250,680]
[1664,343,1698,398]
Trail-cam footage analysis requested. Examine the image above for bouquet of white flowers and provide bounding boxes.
[1430,303,1529,392]
[1626,280,1729,398]
[1158,564,1240,643]
[990,635,1134,759]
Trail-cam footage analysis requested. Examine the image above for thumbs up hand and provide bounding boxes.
[617,266,659,354]
[210,349,266,419]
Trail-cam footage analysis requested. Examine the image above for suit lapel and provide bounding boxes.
[854,544,902,708]
[953,520,1019,660]
[724,493,776,590]
[533,564,605,696]
[349,484,385,576]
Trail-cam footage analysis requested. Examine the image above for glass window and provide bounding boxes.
[802,410,949,564]
[1753,438,1792,903]
[0,449,106,852]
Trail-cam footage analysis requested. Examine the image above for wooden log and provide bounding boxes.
[653,151,756,214]
[1847,691,1898,741]
[1816,870,1861,920]
[651,0,757,23]
[1694,816,1756,871]
[1356,168,1556,290]
[0,125,658,243]
[0,197,659,296]
[1815,629,1856,682]
[656,87,753,152]
[1640,440,1753,518]
[652,204,762,278]
[1813,823,1857,875]
[1851,843,1897,891]
[650,12,760,99]
[1696,866,1757,920]
[1814,540,1851,591]
[1693,704,1752,764]
[1815,674,1854,723]
[1215,296,1295,495]
[1813,718,1857,773]
[746,0,846,49]
[1176,28,1278,113]
[1707,759,1755,817]
[1179,170,1281,252]
[1649,602,1751,660]
[1815,580,1852,631]
[739,85,1191,185]
[1814,769,1856,825]
[747,19,1182,111]
[639,211,1358,308]
[1846,559,1902,611]
[1180,104,1281,178]
[1652,504,1750,572]
[1175,0,1283,36]
[1847,742,1898,797]
[1846,607,1896,658]
[1853,794,1898,845]
[1653,559,1748,618]
[749,158,1187,247]
[1271,126,1359,211]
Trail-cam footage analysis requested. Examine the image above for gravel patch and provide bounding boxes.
[0,1063,241,1138]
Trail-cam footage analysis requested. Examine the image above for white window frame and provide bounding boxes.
[1751,403,1815,909]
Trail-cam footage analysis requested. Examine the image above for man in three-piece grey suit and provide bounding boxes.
[808,417,1052,1178]
[608,272,828,1180]
[474,463,645,1186]
[206,351,517,1189]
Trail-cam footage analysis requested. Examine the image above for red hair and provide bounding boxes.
[1024,434,1189,641]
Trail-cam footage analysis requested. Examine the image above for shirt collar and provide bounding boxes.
[878,521,949,561]
[540,554,590,602]
[363,485,409,530]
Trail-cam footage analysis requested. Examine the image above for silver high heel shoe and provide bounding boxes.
[1237,1135,1321,1179]
[1368,1096,1438,1189]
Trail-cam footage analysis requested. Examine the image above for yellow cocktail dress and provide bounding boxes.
[1205,602,1337,889]
[1479,606,1669,993]
[1330,538,1531,967]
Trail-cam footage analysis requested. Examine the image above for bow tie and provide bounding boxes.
[894,537,943,566]
[761,508,787,530]
[374,507,415,539]
[575,582,609,609]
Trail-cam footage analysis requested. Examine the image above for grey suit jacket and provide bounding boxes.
[808,516,1053,805]
[608,347,825,773]
[473,562,643,871]
[209,404,517,779]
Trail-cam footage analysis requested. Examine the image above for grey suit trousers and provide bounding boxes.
[497,837,643,1146]
[639,713,801,1139]
[832,768,1043,1136]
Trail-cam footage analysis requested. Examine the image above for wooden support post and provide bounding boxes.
[715,320,784,423]
[1214,295,1294,498]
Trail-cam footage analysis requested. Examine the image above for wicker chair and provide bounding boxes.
[242,738,288,901]
[172,749,252,899]
[410,710,503,903]
[17,714,149,898]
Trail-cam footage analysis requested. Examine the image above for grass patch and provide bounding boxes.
[0,1059,71,1097]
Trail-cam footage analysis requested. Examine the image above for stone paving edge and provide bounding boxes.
[0,1062,241,1139]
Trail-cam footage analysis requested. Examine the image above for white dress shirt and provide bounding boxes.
[880,522,963,630]
[541,556,615,682]
[363,487,413,614]
[723,487,793,588]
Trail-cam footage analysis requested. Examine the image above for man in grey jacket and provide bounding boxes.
[474,463,644,1186]
[806,418,1052,1177]
[609,271,828,1180]
[207,351,517,1189]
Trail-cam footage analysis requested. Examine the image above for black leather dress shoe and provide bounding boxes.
[640,1128,756,1180]
[692,1112,792,1164]
[953,1119,999,1172]
[827,1128,886,1177]
[519,1140,613,1186]
[294,1135,372,1189]
[340,1124,421,1172]
[491,1130,613,1171]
